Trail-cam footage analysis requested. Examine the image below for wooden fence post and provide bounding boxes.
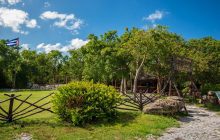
[8,94,15,122]
[139,92,143,111]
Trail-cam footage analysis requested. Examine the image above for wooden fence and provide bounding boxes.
[0,91,159,123]
[116,90,159,112]
[0,93,54,122]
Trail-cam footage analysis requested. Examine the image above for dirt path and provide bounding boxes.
[158,105,220,140]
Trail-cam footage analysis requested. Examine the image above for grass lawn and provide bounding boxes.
[0,90,179,140]
[197,103,220,115]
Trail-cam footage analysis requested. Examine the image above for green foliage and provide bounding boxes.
[187,37,220,84]
[201,83,220,95]
[181,81,191,95]
[52,81,122,125]
[198,103,220,115]
[1,25,220,95]
[0,90,178,140]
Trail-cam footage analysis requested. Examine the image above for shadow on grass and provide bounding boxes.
[0,111,140,129]
[82,111,140,131]
[0,119,71,128]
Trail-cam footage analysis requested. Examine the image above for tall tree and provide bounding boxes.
[124,28,154,93]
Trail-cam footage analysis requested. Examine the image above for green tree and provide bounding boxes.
[187,37,220,87]
[48,50,63,85]
[124,28,154,93]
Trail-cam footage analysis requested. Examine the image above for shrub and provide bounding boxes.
[201,83,220,95]
[52,81,122,125]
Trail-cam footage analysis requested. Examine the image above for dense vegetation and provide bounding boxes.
[53,81,121,125]
[1,26,220,94]
[0,90,178,140]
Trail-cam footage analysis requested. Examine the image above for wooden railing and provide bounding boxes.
[0,93,54,122]
[116,90,159,112]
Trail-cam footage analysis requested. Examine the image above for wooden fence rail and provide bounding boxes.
[0,91,159,122]
[116,91,160,112]
[0,93,54,123]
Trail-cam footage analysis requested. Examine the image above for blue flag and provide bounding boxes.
[6,38,19,47]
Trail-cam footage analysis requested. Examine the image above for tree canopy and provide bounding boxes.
[1,26,220,94]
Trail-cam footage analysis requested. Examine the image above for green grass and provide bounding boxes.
[0,90,56,120]
[0,90,179,140]
[197,103,220,115]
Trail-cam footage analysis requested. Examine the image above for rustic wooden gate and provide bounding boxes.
[116,90,160,112]
[0,93,54,122]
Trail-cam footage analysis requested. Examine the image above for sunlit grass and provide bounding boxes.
[0,90,56,120]
[0,90,178,140]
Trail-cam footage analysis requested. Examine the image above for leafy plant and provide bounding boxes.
[201,83,220,95]
[52,81,122,125]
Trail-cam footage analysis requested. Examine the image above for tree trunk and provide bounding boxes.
[133,57,145,93]
[123,77,127,94]
[53,74,56,88]
[12,71,16,88]
[169,80,172,96]
[130,72,133,92]
[115,80,117,88]
[65,75,68,84]
[120,77,124,93]
[157,76,162,94]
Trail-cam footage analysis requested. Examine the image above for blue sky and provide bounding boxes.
[0,0,220,52]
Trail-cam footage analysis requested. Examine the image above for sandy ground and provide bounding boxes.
[157,105,220,140]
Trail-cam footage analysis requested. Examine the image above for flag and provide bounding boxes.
[6,38,19,47]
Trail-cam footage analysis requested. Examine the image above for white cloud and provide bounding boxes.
[26,19,37,28]
[70,38,88,49]
[0,7,38,34]
[20,44,29,51]
[143,10,166,23]
[60,38,89,52]
[40,11,83,32]
[37,43,62,53]
[44,2,50,8]
[0,0,21,5]
[143,24,157,30]
[36,38,88,53]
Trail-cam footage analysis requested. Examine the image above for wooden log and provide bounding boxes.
[123,93,138,104]
[124,98,139,106]
[0,118,7,121]
[0,94,20,104]
[8,94,15,122]
[119,102,139,110]
[13,93,54,115]
[4,94,21,98]
[14,101,51,118]
[13,107,51,121]
[0,105,8,115]
[142,94,154,102]
[14,98,53,115]
[139,92,143,111]
[0,98,11,104]
[0,112,7,118]
[13,94,32,113]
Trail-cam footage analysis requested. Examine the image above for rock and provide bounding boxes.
[15,133,32,140]
[208,91,215,96]
[207,91,219,104]
[30,84,64,90]
[143,96,185,115]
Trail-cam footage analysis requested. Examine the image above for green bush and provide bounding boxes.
[52,81,122,125]
[201,83,220,95]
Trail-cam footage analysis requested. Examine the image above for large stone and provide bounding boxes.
[144,96,185,115]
